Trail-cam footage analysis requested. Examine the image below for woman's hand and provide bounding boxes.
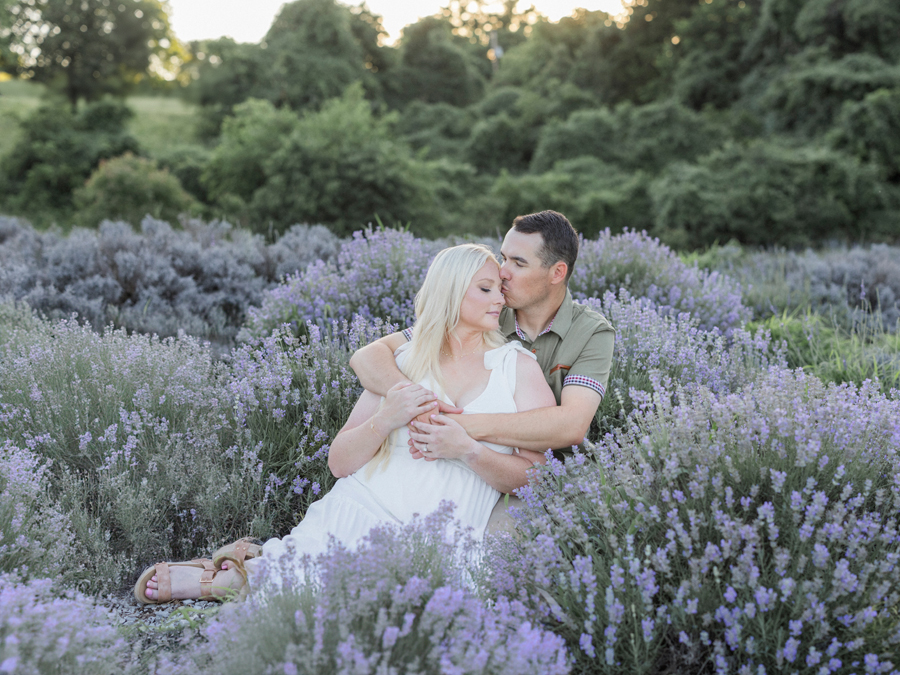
[373,382,439,437]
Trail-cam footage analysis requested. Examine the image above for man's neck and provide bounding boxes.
[514,288,567,341]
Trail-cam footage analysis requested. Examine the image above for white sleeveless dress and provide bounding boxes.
[250,340,532,589]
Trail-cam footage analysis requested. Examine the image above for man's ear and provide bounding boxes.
[549,261,568,286]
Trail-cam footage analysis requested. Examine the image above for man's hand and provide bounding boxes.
[408,402,462,460]
[408,415,480,462]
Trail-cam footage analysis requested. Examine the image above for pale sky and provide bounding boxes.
[165,0,626,44]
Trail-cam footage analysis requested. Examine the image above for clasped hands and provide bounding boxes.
[378,382,472,462]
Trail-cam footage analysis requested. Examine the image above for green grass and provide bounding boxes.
[0,79,46,158]
[0,79,206,159]
[752,309,900,393]
[126,95,205,154]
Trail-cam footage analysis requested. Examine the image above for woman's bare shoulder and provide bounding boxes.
[514,352,555,409]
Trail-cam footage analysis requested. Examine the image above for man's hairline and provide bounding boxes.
[508,225,577,272]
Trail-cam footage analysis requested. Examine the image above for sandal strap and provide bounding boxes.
[232,539,251,564]
[196,558,217,598]
[154,562,172,603]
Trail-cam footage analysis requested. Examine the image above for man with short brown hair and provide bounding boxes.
[349,210,615,529]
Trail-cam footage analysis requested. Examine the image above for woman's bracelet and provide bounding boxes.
[370,415,385,439]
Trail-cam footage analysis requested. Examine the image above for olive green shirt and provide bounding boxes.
[498,289,615,406]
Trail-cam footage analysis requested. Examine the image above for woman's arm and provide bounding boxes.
[329,382,439,478]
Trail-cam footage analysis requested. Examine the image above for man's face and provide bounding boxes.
[499,229,553,310]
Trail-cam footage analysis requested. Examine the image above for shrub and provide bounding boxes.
[73,153,197,228]
[697,242,900,331]
[0,101,140,223]
[493,367,900,673]
[0,441,78,582]
[0,216,341,347]
[0,311,263,591]
[0,575,128,675]
[583,292,783,433]
[164,507,570,675]
[155,144,214,204]
[0,303,392,591]
[242,227,441,340]
[571,229,750,334]
[247,85,438,237]
[651,141,899,249]
[201,98,300,212]
[490,158,654,238]
[227,317,395,535]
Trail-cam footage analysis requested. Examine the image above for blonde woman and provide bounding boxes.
[136,244,555,602]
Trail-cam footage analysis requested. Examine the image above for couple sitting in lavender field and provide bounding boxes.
[135,210,615,603]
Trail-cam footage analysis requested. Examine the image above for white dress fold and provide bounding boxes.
[250,340,532,589]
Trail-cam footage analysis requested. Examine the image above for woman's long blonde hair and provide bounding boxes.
[367,243,506,474]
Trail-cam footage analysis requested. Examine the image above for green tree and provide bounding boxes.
[264,0,387,111]
[651,140,898,248]
[758,50,900,136]
[73,153,195,227]
[531,100,724,174]
[201,98,299,211]
[491,157,653,237]
[4,0,177,108]
[186,38,277,137]
[667,0,760,110]
[248,85,436,236]
[0,100,140,221]
[828,88,900,181]
[388,17,486,108]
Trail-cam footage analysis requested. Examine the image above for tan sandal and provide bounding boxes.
[212,537,263,573]
[133,558,246,605]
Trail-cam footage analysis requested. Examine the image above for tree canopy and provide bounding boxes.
[3,0,178,107]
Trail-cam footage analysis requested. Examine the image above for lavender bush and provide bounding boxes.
[0,216,340,348]
[227,316,395,534]
[0,301,396,590]
[571,229,750,335]
[163,507,570,675]
[0,575,129,675]
[241,227,442,340]
[581,292,784,430]
[0,441,78,582]
[697,242,900,331]
[0,311,255,589]
[491,368,900,673]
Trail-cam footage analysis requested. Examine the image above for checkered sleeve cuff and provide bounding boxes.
[401,327,414,342]
[563,374,605,398]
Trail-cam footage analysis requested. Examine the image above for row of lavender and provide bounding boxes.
[2,226,900,673]
[4,215,900,349]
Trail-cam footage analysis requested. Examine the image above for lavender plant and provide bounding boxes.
[163,507,570,675]
[493,368,900,673]
[0,575,129,675]
[581,292,784,431]
[697,241,900,331]
[0,300,398,590]
[0,441,78,582]
[241,227,441,340]
[571,229,750,335]
[0,216,340,348]
[227,316,396,534]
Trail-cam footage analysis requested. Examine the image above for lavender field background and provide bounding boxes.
[2,219,900,674]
